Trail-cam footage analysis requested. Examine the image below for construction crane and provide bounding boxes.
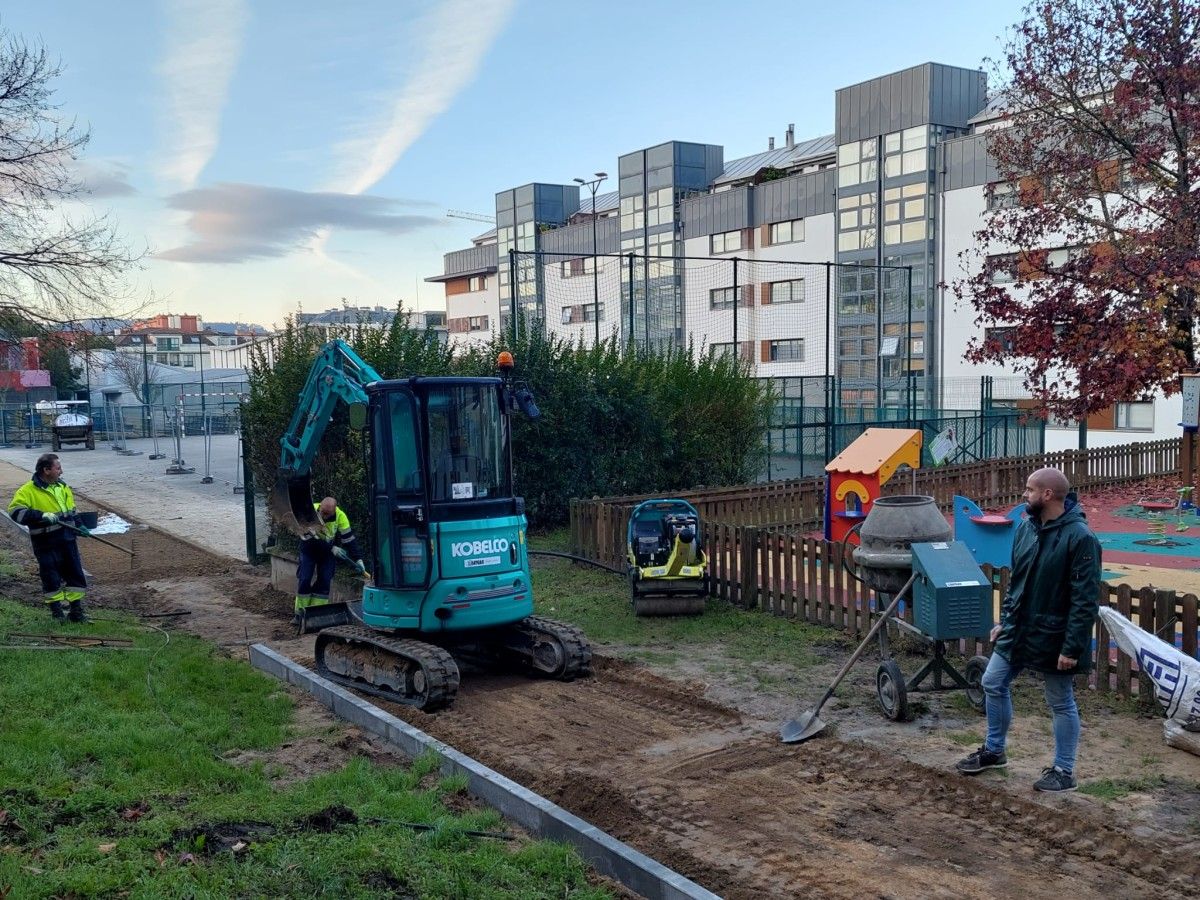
[446,209,496,224]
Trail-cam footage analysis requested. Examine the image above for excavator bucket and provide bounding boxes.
[297,602,352,634]
[269,472,323,537]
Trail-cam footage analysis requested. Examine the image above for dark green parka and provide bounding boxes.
[992,495,1102,674]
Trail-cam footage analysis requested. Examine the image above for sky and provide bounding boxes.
[3,0,1027,329]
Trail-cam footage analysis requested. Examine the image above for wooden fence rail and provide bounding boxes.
[568,437,1194,700]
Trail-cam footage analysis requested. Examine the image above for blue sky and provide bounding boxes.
[4,0,1026,328]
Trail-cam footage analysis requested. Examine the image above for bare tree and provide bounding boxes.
[104,349,164,405]
[0,29,143,325]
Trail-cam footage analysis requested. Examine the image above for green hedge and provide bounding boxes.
[242,313,772,538]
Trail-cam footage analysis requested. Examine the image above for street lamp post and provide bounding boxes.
[574,172,607,347]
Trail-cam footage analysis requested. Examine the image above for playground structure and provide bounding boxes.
[823,427,922,546]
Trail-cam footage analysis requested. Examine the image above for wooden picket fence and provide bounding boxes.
[570,437,1183,554]
[704,526,1197,698]
[569,437,1195,698]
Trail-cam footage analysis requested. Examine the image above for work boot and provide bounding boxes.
[49,600,66,622]
[1033,766,1077,793]
[67,599,90,624]
[955,745,1007,774]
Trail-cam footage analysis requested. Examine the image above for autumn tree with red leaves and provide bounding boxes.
[956,0,1200,419]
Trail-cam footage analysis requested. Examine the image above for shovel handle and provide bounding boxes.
[61,522,135,556]
[808,571,916,719]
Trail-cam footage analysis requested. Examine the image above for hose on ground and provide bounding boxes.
[527,549,625,576]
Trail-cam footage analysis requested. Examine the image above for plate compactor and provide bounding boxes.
[626,499,709,616]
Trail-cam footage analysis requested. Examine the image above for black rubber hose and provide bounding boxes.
[527,549,625,576]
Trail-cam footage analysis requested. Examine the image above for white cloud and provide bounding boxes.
[157,182,443,263]
[326,0,517,195]
[156,0,248,190]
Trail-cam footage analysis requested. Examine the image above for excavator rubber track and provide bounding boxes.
[314,625,461,711]
[494,615,592,680]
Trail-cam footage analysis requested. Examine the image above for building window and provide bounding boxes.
[987,181,1019,210]
[987,253,1019,284]
[646,187,674,227]
[469,316,488,332]
[882,183,930,246]
[837,266,877,316]
[620,194,644,232]
[1116,402,1154,430]
[469,275,488,291]
[769,279,805,304]
[769,219,805,245]
[560,303,604,324]
[769,339,805,362]
[158,337,180,351]
[710,230,742,254]
[985,326,1017,352]
[1046,246,1085,273]
[837,193,876,252]
[883,126,929,178]
[710,287,736,310]
[709,342,736,359]
[838,139,878,188]
[882,252,930,313]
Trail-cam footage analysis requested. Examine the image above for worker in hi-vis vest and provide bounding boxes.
[8,453,92,622]
[294,495,366,621]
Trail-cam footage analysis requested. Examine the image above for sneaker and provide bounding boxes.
[955,745,1008,774]
[1033,766,1077,793]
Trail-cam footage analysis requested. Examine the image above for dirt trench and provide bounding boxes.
[0,517,1194,899]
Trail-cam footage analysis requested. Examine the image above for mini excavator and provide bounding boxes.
[271,340,591,710]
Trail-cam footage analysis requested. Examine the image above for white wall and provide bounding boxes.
[446,280,500,351]
[938,183,1182,445]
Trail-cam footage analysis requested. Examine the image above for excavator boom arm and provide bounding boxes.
[272,339,384,534]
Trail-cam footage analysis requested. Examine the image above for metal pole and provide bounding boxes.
[241,414,258,563]
[906,265,914,416]
[141,336,150,438]
[508,248,518,346]
[875,263,884,413]
[199,343,206,415]
[201,413,214,483]
[591,187,600,347]
[732,256,739,359]
[627,253,635,345]
[825,263,833,462]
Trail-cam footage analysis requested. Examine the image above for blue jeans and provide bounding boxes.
[981,652,1080,773]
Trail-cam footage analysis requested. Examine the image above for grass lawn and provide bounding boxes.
[0,597,611,899]
[529,530,851,685]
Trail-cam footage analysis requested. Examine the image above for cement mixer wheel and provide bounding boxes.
[876,659,908,721]
[964,655,989,713]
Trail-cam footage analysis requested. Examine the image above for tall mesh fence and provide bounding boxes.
[501,250,1051,476]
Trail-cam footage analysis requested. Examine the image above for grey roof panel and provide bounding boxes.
[577,189,620,214]
[713,134,835,186]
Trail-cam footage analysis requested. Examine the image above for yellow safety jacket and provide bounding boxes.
[300,503,361,559]
[9,477,78,546]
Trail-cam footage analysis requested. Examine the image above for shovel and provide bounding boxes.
[60,521,135,556]
[780,571,916,744]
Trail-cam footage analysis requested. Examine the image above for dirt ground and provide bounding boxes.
[1,498,1198,898]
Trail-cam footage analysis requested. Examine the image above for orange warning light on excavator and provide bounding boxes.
[496,351,514,372]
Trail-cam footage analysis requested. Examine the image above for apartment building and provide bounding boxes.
[427,61,1182,447]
